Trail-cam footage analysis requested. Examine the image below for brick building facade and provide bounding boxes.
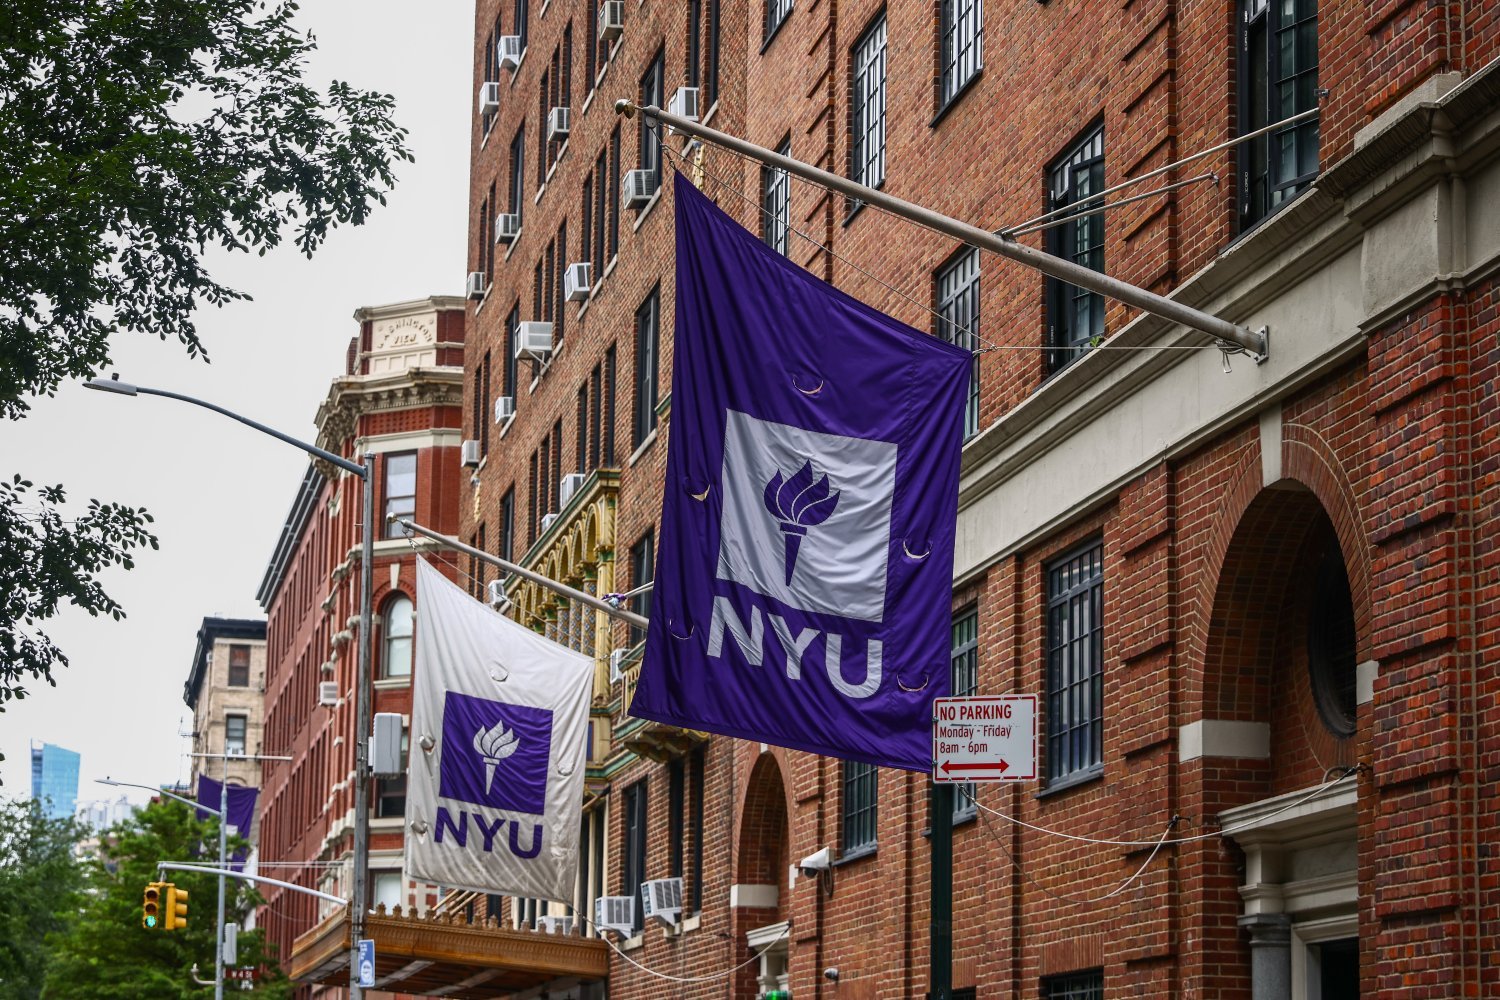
[183,616,268,816]
[272,1,1499,998]
[254,296,468,977]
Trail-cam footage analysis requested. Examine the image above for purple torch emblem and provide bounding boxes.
[763,460,841,584]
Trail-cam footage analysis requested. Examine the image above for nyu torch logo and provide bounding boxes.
[472,719,519,795]
[763,461,840,584]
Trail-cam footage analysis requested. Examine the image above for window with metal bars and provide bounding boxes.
[1044,970,1103,1000]
[762,138,791,255]
[841,760,877,855]
[1045,124,1105,374]
[936,248,981,438]
[765,0,792,44]
[951,607,978,819]
[939,0,983,108]
[1045,539,1104,784]
[1238,0,1318,232]
[632,288,659,447]
[851,15,886,191]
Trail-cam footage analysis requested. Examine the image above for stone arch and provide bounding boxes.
[733,752,791,998]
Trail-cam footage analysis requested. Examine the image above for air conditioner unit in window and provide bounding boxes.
[668,86,700,122]
[498,34,523,72]
[559,472,587,508]
[494,396,515,423]
[622,169,656,210]
[538,914,575,935]
[487,579,512,611]
[641,877,683,927]
[466,271,486,300]
[318,680,340,707]
[515,321,554,363]
[477,81,500,115]
[540,512,559,532]
[594,896,635,937]
[547,106,571,143]
[609,648,629,682]
[563,261,592,302]
[461,439,481,468]
[597,1,624,44]
[494,212,521,244]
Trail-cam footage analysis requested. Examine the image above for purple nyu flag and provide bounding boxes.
[196,777,259,871]
[630,175,970,771]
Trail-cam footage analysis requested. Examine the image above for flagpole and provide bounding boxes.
[614,100,1267,361]
[391,517,650,630]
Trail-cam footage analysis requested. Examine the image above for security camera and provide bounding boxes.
[798,846,832,877]
[824,967,841,982]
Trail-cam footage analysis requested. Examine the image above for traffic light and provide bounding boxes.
[142,882,162,929]
[164,883,189,931]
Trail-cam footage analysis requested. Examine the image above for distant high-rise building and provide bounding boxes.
[30,741,80,820]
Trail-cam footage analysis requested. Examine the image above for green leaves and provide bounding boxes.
[0,798,86,999]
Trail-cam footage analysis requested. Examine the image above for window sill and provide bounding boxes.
[627,428,657,467]
[503,231,523,262]
[1035,765,1104,800]
[841,179,885,227]
[631,186,663,231]
[920,809,978,839]
[374,677,411,691]
[621,932,645,952]
[760,11,792,54]
[665,912,702,938]
[931,68,985,129]
[498,413,517,439]
[701,101,719,128]
[370,816,405,831]
[835,843,876,867]
[507,49,528,85]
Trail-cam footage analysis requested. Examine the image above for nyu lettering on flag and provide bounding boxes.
[630,174,970,772]
[405,558,592,902]
[195,777,258,872]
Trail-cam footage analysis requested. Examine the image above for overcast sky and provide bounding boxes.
[0,2,472,801]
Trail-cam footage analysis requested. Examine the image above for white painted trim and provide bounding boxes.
[361,429,463,454]
[729,883,778,909]
[1260,404,1283,485]
[1356,660,1378,705]
[1178,719,1270,761]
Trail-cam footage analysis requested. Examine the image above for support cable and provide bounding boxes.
[571,912,791,984]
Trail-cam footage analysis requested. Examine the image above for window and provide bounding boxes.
[513,0,529,54]
[480,350,492,455]
[939,0,983,107]
[589,362,603,469]
[576,384,589,475]
[936,248,981,438]
[481,27,499,134]
[553,222,567,341]
[841,760,877,854]
[609,126,622,255]
[629,531,654,648]
[382,594,414,679]
[372,872,403,912]
[485,181,497,281]
[1044,970,1103,1000]
[576,806,607,936]
[622,781,648,933]
[632,289,659,448]
[604,344,617,465]
[1045,124,1105,373]
[951,608,978,819]
[383,452,417,538]
[509,126,526,224]
[227,645,250,688]
[762,138,791,255]
[1045,540,1104,783]
[1239,0,1319,231]
[669,756,686,881]
[639,53,663,190]
[592,148,609,279]
[225,714,247,756]
[765,0,792,43]
[689,747,705,911]
[700,0,721,108]
[499,489,515,563]
[376,727,408,818]
[504,303,519,402]
[851,15,886,190]
[586,0,600,87]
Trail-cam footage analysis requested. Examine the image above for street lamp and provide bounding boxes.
[86,375,377,1000]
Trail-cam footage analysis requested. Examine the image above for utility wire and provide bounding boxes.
[975,807,1177,905]
[571,910,791,984]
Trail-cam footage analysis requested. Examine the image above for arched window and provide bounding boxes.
[382,595,413,679]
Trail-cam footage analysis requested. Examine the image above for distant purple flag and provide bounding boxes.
[629,174,970,771]
[197,776,259,871]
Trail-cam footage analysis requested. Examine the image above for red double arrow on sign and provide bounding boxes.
[939,759,1009,775]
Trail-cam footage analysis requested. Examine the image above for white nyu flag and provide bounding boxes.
[405,558,592,902]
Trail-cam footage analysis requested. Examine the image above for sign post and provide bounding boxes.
[932,695,1037,783]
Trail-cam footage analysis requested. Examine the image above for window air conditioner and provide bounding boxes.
[487,579,512,611]
[498,35,523,72]
[494,396,515,423]
[461,439,481,468]
[494,212,521,244]
[540,512,559,532]
[559,472,587,508]
[668,86,700,122]
[547,106,571,143]
[641,877,684,927]
[466,271,486,300]
[515,321,554,363]
[622,169,656,210]
[477,81,500,115]
[563,261,592,302]
[597,1,624,44]
[594,895,636,937]
[318,680,340,707]
[538,914,575,935]
[609,648,629,682]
